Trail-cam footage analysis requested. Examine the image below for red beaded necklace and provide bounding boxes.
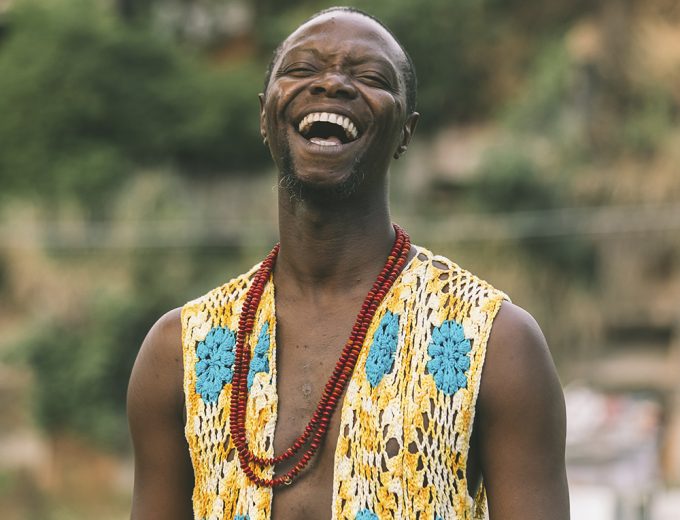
[229,224,411,488]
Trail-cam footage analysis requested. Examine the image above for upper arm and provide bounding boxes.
[477,301,569,519]
[127,308,194,520]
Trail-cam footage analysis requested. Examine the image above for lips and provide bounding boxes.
[297,111,360,147]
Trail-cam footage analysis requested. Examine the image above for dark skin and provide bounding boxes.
[128,11,569,520]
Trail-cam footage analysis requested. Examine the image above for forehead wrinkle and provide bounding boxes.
[279,14,407,74]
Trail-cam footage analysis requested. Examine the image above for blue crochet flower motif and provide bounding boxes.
[247,321,271,390]
[195,326,236,403]
[365,311,400,387]
[356,510,378,520]
[426,320,471,395]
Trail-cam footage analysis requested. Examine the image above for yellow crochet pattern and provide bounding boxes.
[181,246,508,520]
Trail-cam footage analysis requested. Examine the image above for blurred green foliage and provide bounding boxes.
[0,0,266,215]
[472,147,596,281]
[620,87,676,157]
[473,149,559,212]
[503,42,573,136]
[19,299,144,450]
[16,268,170,451]
[469,39,598,281]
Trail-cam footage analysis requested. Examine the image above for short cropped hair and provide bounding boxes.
[263,6,417,114]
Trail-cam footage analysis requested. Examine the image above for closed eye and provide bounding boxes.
[360,75,388,86]
[278,62,318,77]
[355,71,394,91]
[288,68,316,76]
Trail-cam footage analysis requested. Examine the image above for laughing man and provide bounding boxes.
[128,7,569,520]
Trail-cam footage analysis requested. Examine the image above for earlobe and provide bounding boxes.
[394,112,420,159]
[402,112,420,148]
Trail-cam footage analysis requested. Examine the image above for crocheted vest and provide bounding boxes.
[181,246,508,520]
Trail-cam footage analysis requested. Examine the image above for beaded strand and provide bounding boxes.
[229,224,411,487]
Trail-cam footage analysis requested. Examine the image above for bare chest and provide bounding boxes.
[270,303,359,519]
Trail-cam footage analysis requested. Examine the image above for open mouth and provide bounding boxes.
[297,112,360,147]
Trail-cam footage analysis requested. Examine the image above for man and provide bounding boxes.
[128,7,569,519]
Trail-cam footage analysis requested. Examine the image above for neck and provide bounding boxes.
[275,184,394,295]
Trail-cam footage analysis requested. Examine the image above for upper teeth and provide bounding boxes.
[298,112,359,140]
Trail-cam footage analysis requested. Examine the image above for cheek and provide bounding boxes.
[369,98,405,145]
[384,92,406,121]
[263,83,305,131]
[266,79,306,110]
[364,89,404,122]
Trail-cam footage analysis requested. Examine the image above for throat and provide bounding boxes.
[275,220,398,293]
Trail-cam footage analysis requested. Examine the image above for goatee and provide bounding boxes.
[278,139,366,203]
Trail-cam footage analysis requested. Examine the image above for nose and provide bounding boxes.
[308,71,357,99]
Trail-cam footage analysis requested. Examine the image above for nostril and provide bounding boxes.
[308,73,357,99]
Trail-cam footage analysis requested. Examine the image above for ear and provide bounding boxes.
[393,112,420,160]
[258,93,267,141]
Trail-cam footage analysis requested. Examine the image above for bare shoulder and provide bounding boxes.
[127,307,185,426]
[139,307,183,367]
[143,307,183,353]
[481,301,558,401]
[128,308,195,520]
[479,300,565,431]
[477,301,570,519]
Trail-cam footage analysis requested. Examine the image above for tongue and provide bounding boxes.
[310,136,342,146]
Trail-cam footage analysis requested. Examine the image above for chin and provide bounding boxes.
[278,141,366,202]
[280,164,365,202]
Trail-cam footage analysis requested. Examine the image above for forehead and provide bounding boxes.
[277,12,407,71]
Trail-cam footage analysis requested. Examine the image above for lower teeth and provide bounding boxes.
[310,136,341,146]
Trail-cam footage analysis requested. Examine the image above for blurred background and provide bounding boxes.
[0,0,679,518]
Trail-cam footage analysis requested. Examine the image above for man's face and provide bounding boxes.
[260,11,418,199]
